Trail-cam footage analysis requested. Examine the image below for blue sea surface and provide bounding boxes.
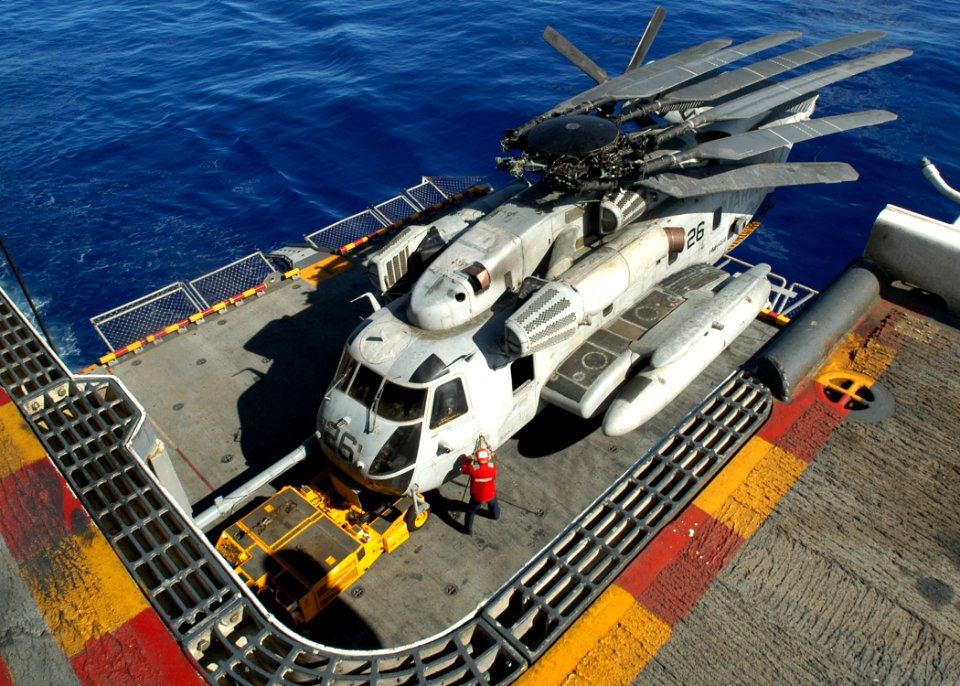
[1,0,958,367]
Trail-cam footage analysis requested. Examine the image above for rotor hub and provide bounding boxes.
[526,115,620,156]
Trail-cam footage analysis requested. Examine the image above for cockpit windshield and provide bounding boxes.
[378,381,427,422]
[337,353,426,422]
[347,364,381,408]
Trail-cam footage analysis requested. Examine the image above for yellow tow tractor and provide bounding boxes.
[215,469,429,625]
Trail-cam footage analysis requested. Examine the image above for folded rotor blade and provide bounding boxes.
[623,30,887,120]
[692,109,897,160]
[507,38,733,140]
[656,37,733,63]
[553,37,747,111]
[535,31,798,124]
[543,26,609,84]
[657,48,912,142]
[641,109,897,173]
[556,36,744,109]
[627,5,667,71]
[639,162,859,198]
[600,30,802,103]
[508,31,789,142]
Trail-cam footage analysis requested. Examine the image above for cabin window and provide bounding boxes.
[713,207,722,231]
[378,382,427,422]
[511,356,534,391]
[410,353,449,383]
[429,378,468,429]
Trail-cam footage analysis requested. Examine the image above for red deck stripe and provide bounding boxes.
[616,505,712,600]
[0,458,89,563]
[759,382,847,463]
[70,608,205,686]
[0,388,10,406]
[0,657,13,686]
[175,447,216,492]
[637,510,747,626]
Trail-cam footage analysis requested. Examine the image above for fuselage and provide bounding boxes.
[318,186,763,496]
[317,101,816,497]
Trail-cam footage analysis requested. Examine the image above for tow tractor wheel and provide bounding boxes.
[405,502,430,531]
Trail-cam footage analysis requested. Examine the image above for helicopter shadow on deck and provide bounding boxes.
[513,404,603,458]
[192,268,371,514]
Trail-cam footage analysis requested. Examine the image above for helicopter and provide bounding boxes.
[316,7,909,500]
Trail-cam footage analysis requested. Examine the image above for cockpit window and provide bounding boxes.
[378,382,427,422]
[334,351,358,392]
[429,378,468,429]
[370,424,422,475]
[348,364,381,408]
[340,357,426,422]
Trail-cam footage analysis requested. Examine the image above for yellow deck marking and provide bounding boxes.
[569,602,673,686]
[693,437,772,519]
[820,331,897,384]
[300,255,353,285]
[707,444,807,539]
[515,585,636,686]
[850,336,897,380]
[23,530,149,655]
[0,401,47,479]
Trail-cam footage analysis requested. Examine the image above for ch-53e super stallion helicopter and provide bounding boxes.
[316,7,909,502]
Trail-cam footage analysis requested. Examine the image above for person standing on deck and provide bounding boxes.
[460,447,500,535]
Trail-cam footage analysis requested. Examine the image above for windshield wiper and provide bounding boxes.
[369,382,386,432]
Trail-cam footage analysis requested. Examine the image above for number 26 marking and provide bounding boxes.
[687,221,706,249]
[322,419,358,463]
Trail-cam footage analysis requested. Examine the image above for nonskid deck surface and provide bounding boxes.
[523,289,960,685]
[109,258,779,648]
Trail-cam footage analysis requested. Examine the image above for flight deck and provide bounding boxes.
[104,250,781,647]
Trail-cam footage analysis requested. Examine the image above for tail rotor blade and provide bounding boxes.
[627,5,666,71]
[543,26,609,84]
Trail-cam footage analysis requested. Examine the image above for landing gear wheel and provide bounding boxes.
[405,502,430,531]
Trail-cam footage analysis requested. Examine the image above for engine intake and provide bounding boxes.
[504,282,583,356]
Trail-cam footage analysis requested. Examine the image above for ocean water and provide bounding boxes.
[1,0,957,367]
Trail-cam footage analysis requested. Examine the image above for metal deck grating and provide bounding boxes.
[0,297,66,396]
